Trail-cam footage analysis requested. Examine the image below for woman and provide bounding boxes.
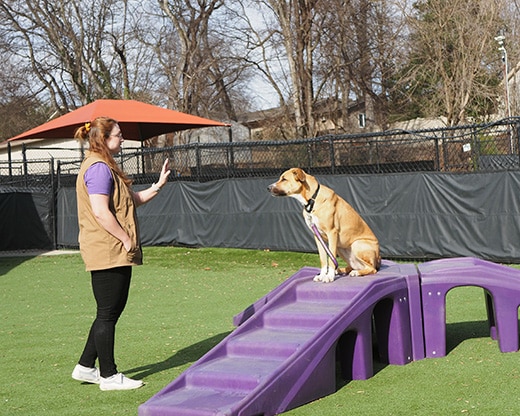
[71,117,170,391]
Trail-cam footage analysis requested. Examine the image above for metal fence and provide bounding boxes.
[1,117,520,189]
[0,158,56,192]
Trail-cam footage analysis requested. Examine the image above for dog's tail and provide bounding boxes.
[376,254,382,271]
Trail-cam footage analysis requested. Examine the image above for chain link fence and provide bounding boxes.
[1,118,519,189]
[0,158,56,192]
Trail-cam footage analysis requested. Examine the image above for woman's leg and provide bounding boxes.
[78,266,132,378]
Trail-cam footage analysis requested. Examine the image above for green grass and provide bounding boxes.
[1,247,520,415]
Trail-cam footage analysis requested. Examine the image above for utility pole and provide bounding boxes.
[495,35,511,119]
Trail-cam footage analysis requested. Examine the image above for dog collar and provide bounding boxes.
[304,182,320,213]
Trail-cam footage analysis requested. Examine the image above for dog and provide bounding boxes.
[268,168,381,282]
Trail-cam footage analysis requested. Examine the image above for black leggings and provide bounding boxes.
[78,266,132,378]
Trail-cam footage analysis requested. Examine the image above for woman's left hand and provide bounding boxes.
[157,159,171,187]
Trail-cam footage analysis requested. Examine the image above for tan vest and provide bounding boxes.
[76,153,142,271]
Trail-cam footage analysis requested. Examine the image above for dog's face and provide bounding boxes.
[268,168,308,197]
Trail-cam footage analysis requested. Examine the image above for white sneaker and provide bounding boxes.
[72,364,101,384]
[99,373,143,391]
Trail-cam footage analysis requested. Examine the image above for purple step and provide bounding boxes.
[263,301,346,329]
[186,356,284,391]
[227,328,315,359]
[295,278,360,302]
[232,267,319,326]
[138,388,249,416]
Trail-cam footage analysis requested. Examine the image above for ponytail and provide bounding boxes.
[75,117,132,186]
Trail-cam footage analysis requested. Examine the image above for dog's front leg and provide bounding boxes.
[313,231,337,283]
[323,229,339,282]
[313,235,334,282]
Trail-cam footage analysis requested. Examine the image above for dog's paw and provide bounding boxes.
[321,274,336,283]
[349,270,360,277]
[314,264,338,282]
[313,274,323,282]
[314,270,336,283]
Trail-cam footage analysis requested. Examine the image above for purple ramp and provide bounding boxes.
[139,262,417,416]
[418,257,520,358]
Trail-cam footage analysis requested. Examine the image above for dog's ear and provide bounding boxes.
[293,168,307,183]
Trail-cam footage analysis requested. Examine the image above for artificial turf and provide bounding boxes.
[1,247,519,415]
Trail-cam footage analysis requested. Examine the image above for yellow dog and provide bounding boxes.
[268,168,381,282]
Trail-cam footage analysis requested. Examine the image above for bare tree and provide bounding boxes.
[2,0,515,144]
[0,24,47,140]
[262,0,321,137]
[0,0,152,115]
[146,0,254,148]
[401,0,505,125]
[0,55,49,140]
[494,0,520,117]
[229,0,406,136]
[315,0,407,130]
[223,0,321,138]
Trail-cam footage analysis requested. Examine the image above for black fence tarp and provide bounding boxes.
[56,170,520,263]
[0,192,54,251]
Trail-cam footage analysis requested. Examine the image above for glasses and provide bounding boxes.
[110,132,123,138]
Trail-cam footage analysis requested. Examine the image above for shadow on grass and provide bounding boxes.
[336,353,389,390]
[336,320,492,390]
[123,321,494,389]
[446,319,491,354]
[0,254,40,276]
[124,332,231,380]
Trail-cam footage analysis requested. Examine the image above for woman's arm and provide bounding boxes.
[132,159,171,207]
[89,193,133,251]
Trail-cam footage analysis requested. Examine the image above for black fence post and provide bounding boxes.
[195,143,201,181]
[8,141,12,178]
[50,158,57,249]
[373,138,380,173]
[472,126,479,172]
[56,160,62,189]
[22,143,28,187]
[328,136,335,175]
[441,131,448,172]
[434,137,441,171]
[141,142,146,176]
[511,121,520,166]
[22,142,27,174]
[228,127,235,178]
[306,143,312,171]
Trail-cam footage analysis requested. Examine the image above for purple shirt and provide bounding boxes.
[84,162,113,195]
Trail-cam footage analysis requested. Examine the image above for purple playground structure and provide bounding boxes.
[139,257,520,416]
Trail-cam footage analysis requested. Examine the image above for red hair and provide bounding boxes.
[75,117,131,186]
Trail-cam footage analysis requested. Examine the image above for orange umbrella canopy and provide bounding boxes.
[9,99,227,141]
